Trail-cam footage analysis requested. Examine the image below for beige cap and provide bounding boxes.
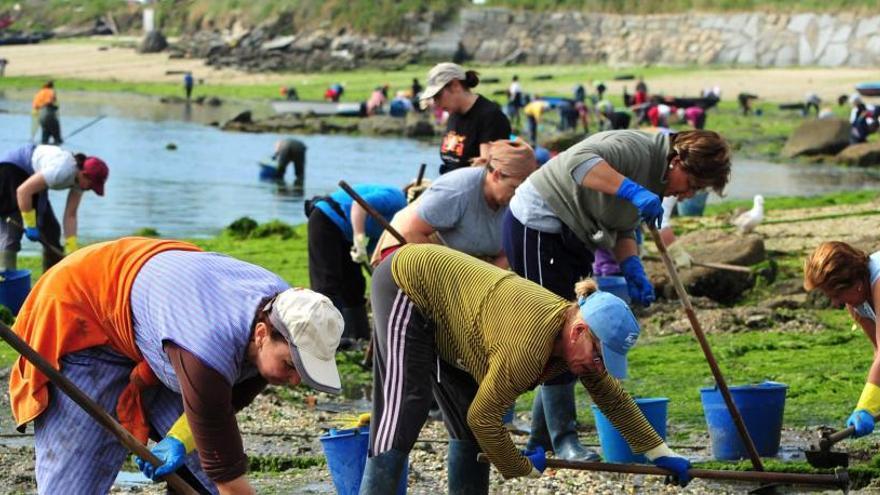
[267,288,344,394]
[485,139,538,178]
[420,62,466,101]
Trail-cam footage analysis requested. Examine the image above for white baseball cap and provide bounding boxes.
[266,288,344,394]
[420,62,467,101]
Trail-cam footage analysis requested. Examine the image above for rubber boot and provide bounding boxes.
[359,448,407,495]
[0,251,17,272]
[447,439,489,495]
[341,304,371,340]
[526,387,551,451]
[543,382,599,461]
[42,246,63,272]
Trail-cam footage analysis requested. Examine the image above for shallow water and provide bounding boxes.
[1,90,879,243]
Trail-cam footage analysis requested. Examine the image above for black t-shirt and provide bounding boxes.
[439,95,511,174]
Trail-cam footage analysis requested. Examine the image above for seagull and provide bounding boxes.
[732,194,764,234]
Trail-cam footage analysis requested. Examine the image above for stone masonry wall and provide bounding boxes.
[459,9,880,67]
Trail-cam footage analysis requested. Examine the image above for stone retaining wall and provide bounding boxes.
[176,9,880,71]
[459,9,880,67]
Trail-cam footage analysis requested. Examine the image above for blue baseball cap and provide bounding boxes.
[577,291,640,379]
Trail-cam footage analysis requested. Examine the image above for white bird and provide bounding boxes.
[732,194,764,234]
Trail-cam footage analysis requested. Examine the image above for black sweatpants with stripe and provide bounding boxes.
[368,253,479,457]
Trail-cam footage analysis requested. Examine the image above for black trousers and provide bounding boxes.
[0,164,63,268]
[367,254,480,457]
[502,210,593,385]
[307,209,365,308]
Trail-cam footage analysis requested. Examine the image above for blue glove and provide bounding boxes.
[523,446,546,473]
[615,178,663,228]
[620,255,656,307]
[134,436,186,481]
[847,409,875,438]
[24,226,40,242]
[653,455,692,487]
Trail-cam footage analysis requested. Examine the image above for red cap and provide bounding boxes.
[82,157,108,196]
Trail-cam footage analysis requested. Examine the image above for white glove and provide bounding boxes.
[668,243,693,270]
[350,234,369,264]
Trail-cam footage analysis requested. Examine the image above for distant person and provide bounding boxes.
[647,104,673,128]
[306,184,406,346]
[411,78,423,110]
[594,80,607,101]
[597,100,631,131]
[737,92,758,116]
[0,144,108,271]
[366,86,387,116]
[420,62,511,175]
[281,86,299,101]
[848,94,877,144]
[183,72,194,100]
[0,57,7,77]
[804,92,821,117]
[523,98,549,145]
[507,75,524,129]
[32,81,62,145]
[273,138,306,189]
[634,77,648,105]
[389,91,414,118]
[325,83,344,102]
[679,106,707,130]
[573,84,586,104]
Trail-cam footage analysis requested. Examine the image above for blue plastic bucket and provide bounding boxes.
[596,276,631,305]
[258,163,279,181]
[319,426,408,495]
[0,269,30,315]
[700,381,788,460]
[591,397,668,463]
[677,191,709,217]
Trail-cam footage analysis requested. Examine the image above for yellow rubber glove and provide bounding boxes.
[857,382,880,415]
[21,210,37,229]
[167,413,197,453]
[64,236,78,254]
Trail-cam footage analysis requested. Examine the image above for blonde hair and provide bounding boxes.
[803,241,870,293]
[669,130,731,194]
[472,138,538,178]
[574,278,598,300]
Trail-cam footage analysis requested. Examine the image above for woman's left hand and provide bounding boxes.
[620,256,656,307]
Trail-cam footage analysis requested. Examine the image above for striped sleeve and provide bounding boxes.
[579,371,664,453]
[467,352,540,479]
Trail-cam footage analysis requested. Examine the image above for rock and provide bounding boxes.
[646,230,766,304]
[166,143,177,150]
[205,96,223,107]
[159,95,187,104]
[138,30,168,54]
[404,113,435,138]
[358,116,405,136]
[228,111,253,125]
[835,141,880,166]
[781,118,850,158]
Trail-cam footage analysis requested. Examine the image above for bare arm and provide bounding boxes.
[492,252,508,269]
[396,208,438,245]
[62,188,83,239]
[16,173,48,212]
[580,160,625,195]
[612,236,639,261]
[350,202,367,238]
[216,476,256,495]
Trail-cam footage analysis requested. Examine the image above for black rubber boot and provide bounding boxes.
[447,439,489,495]
[341,304,371,340]
[543,382,599,461]
[359,448,407,495]
[526,387,551,451]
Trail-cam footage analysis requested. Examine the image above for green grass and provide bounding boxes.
[704,189,880,216]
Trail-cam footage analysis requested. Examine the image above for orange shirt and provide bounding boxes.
[32,87,56,111]
[9,237,202,442]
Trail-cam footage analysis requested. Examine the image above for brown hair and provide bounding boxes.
[803,241,870,293]
[669,130,731,194]
[252,294,287,342]
[472,139,538,178]
[463,70,480,89]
